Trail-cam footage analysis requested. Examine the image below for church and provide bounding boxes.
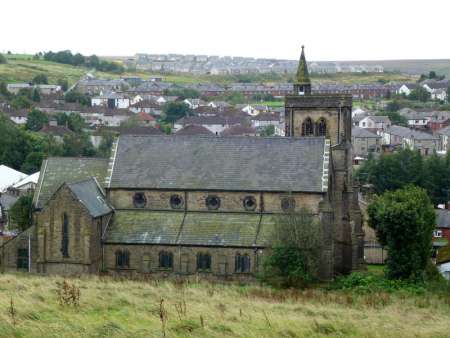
[0,47,364,280]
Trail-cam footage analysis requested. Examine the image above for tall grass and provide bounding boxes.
[0,273,449,337]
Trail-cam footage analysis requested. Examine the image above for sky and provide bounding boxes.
[1,0,449,61]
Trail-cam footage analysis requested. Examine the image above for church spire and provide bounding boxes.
[294,45,311,95]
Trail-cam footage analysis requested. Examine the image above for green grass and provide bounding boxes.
[0,273,450,337]
[0,54,418,87]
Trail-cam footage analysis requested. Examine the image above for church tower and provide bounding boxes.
[285,46,365,277]
[285,46,352,146]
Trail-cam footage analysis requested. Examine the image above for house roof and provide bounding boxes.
[436,209,450,228]
[352,127,381,138]
[33,157,109,209]
[176,115,245,126]
[109,135,328,193]
[12,172,40,189]
[438,125,450,136]
[175,125,214,135]
[137,112,156,122]
[385,125,439,140]
[105,210,270,247]
[0,165,27,192]
[221,125,257,136]
[66,178,112,218]
[368,116,390,123]
[100,126,163,136]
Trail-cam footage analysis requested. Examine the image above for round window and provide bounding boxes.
[133,192,147,208]
[281,197,295,212]
[206,195,221,210]
[170,194,184,209]
[243,196,256,211]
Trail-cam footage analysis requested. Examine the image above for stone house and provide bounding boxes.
[357,116,391,133]
[0,47,364,280]
[352,127,381,158]
[381,125,439,155]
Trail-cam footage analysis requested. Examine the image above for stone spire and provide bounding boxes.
[294,45,311,95]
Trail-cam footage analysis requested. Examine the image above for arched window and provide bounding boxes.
[301,117,314,136]
[281,197,296,212]
[61,213,69,258]
[197,253,211,271]
[159,251,173,269]
[133,192,147,208]
[115,250,130,268]
[316,118,327,136]
[235,253,251,273]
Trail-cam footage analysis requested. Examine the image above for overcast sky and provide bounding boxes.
[1,0,448,61]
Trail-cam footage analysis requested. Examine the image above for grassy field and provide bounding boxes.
[0,273,449,337]
[0,54,418,87]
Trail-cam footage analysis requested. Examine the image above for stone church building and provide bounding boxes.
[0,47,364,280]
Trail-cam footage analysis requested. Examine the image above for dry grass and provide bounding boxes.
[0,273,449,337]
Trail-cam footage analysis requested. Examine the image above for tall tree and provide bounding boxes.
[32,74,48,85]
[368,186,435,280]
[26,109,48,131]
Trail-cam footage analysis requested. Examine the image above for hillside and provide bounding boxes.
[0,54,416,86]
[0,273,449,337]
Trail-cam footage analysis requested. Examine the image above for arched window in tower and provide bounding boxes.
[301,117,314,136]
[316,118,327,136]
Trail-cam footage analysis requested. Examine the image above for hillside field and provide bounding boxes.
[0,54,417,86]
[0,272,449,337]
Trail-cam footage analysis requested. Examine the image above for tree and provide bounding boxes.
[32,74,48,85]
[385,100,400,112]
[0,53,7,64]
[8,195,34,231]
[97,131,115,157]
[57,79,69,92]
[63,133,96,157]
[409,87,431,102]
[64,91,90,106]
[262,208,323,288]
[429,71,437,79]
[26,109,48,131]
[260,125,275,136]
[31,88,41,102]
[20,152,45,174]
[162,102,191,123]
[368,186,435,280]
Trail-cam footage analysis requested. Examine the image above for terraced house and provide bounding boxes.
[0,47,364,280]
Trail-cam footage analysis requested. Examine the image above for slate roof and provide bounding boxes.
[110,135,327,192]
[33,157,109,209]
[66,178,112,218]
[352,127,381,138]
[436,209,450,228]
[105,211,268,247]
[385,125,438,140]
[175,125,214,135]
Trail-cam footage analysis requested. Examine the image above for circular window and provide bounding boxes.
[170,194,184,209]
[281,197,295,212]
[243,196,256,211]
[133,192,147,208]
[206,195,221,210]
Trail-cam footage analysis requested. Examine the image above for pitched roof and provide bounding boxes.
[39,125,73,137]
[110,135,328,192]
[0,165,27,192]
[12,172,40,189]
[369,116,390,123]
[221,125,257,136]
[105,211,265,247]
[33,157,109,209]
[67,178,112,218]
[175,125,214,135]
[352,127,381,138]
[385,125,438,140]
[100,126,163,136]
[436,209,450,229]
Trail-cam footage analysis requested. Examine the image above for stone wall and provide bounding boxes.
[35,185,103,275]
[104,244,262,281]
[108,189,323,214]
[0,226,37,273]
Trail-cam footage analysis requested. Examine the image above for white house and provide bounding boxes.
[357,116,391,132]
[406,113,429,128]
[397,83,419,96]
[12,172,40,193]
[91,92,130,109]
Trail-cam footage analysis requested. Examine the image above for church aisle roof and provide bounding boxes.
[105,211,184,244]
[178,212,260,247]
[67,178,112,218]
[33,157,109,209]
[110,135,327,193]
[104,211,264,247]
